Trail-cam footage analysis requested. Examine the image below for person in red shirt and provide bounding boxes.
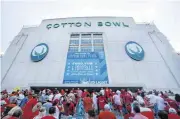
[41,107,56,119]
[124,92,133,106]
[120,89,126,103]
[124,106,134,119]
[165,97,179,112]
[60,89,65,96]
[82,89,90,98]
[3,94,10,106]
[22,94,38,119]
[83,94,93,113]
[98,104,116,119]
[63,98,75,116]
[105,87,111,99]
[97,94,106,111]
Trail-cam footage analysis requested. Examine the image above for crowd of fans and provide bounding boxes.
[1,87,180,119]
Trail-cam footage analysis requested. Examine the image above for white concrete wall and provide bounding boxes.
[2,17,180,91]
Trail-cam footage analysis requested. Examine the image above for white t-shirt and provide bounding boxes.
[113,94,121,105]
[155,96,165,110]
[49,94,54,101]
[116,90,121,96]
[42,89,46,94]
[53,93,62,101]
[54,106,60,119]
[140,107,152,112]
[136,95,144,104]
[19,94,25,100]
[92,93,98,110]
[147,94,156,104]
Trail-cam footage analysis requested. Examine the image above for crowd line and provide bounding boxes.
[1,88,180,119]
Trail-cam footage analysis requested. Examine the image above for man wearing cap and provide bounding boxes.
[98,104,116,119]
[100,88,105,96]
[168,108,180,119]
[113,90,122,114]
[43,97,53,115]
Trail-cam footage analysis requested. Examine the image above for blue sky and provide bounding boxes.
[1,0,180,54]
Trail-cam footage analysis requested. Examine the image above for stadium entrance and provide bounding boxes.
[30,86,143,93]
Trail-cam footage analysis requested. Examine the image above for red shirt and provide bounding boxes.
[165,98,178,111]
[83,97,93,112]
[120,90,126,101]
[124,113,135,119]
[22,98,38,119]
[5,116,19,119]
[41,115,56,119]
[105,89,111,98]
[124,93,132,105]
[98,96,106,110]
[63,102,75,116]
[168,114,180,119]
[61,89,65,95]
[4,98,10,106]
[98,111,116,119]
[82,91,90,98]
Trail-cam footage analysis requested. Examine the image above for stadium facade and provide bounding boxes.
[1,17,180,92]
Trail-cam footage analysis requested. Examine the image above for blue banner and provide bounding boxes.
[63,52,109,84]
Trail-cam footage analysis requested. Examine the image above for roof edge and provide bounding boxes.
[42,16,134,22]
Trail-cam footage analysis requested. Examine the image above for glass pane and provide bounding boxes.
[81,34,91,38]
[71,34,80,38]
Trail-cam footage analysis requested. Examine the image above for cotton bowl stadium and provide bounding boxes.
[1,17,180,93]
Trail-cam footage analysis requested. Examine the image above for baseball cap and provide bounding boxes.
[104,104,110,110]
[169,108,177,114]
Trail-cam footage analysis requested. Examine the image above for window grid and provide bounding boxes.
[69,33,104,52]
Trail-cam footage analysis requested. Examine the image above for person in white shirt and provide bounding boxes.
[113,92,123,116]
[155,94,165,111]
[17,91,25,105]
[139,102,152,112]
[53,91,62,101]
[53,100,60,119]
[68,91,75,103]
[113,92,121,106]
[136,93,145,104]
[146,92,157,105]
[42,89,46,95]
[116,90,121,96]
[49,92,54,102]
[92,92,98,111]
